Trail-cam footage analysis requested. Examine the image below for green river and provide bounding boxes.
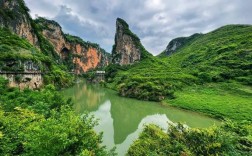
[62,81,219,155]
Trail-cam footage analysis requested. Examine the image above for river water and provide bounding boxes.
[62,81,219,155]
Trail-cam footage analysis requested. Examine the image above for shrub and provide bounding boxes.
[128,121,252,156]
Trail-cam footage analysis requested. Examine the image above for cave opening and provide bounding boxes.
[60,47,70,59]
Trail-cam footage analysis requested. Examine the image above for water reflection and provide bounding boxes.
[62,82,219,155]
[92,101,115,149]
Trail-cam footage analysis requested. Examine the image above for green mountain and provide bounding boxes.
[161,25,252,84]
[106,24,252,121]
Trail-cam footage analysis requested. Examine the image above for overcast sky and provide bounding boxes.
[24,0,252,55]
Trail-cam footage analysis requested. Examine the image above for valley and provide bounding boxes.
[0,0,251,155]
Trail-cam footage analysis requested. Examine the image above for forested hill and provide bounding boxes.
[160,24,252,85]
[105,24,252,121]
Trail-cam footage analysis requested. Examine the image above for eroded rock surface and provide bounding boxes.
[112,18,142,65]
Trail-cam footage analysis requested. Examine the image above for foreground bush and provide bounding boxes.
[0,77,115,155]
[128,122,252,156]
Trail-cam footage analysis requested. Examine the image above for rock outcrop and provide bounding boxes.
[0,0,38,45]
[112,18,151,65]
[69,40,109,73]
[35,18,110,73]
[35,18,67,56]
[0,1,110,75]
[164,33,202,56]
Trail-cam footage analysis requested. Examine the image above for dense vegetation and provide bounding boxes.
[128,122,252,155]
[0,1,115,154]
[0,77,115,155]
[105,24,252,155]
[0,27,73,88]
[1,1,251,155]
[106,24,252,121]
[162,25,252,85]
[0,0,30,22]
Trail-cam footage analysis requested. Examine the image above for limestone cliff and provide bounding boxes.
[35,18,110,73]
[0,0,38,45]
[67,37,110,73]
[112,18,151,65]
[0,0,110,74]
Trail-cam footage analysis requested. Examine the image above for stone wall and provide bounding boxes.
[0,73,43,89]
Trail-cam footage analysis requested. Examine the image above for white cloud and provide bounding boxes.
[24,0,252,55]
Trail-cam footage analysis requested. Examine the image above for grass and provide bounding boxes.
[165,82,252,121]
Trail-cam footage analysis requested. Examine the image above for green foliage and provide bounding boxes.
[14,74,22,83]
[159,33,203,57]
[43,65,74,88]
[34,17,62,32]
[105,64,127,82]
[0,77,114,155]
[117,18,129,29]
[163,24,252,85]
[0,28,33,51]
[17,0,30,14]
[0,0,30,21]
[106,57,195,101]
[128,122,252,156]
[0,78,68,116]
[119,80,175,101]
[0,28,47,72]
[82,70,96,81]
[0,107,112,155]
[0,26,73,88]
[106,24,252,120]
[116,18,140,43]
[31,21,60,59]
[0,8,15,21]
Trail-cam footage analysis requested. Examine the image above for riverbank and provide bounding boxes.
[104,80,252,122]
[165,82,252,122]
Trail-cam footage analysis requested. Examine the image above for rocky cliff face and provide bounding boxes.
[164,33,202,56]
[35,18,110,73]
[69,42,109,73]
[37,19,67,56]
[0,0,109,74]
[0,0,38,45]
[112,18,151,65]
